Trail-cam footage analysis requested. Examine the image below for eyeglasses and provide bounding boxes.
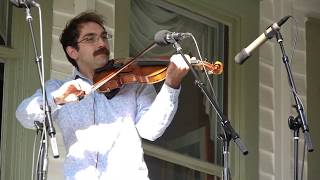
[77,32,112,44]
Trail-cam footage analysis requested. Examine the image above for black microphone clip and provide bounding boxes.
[10,0,38,8]
[265,15,291,39]
[154,30,191,46]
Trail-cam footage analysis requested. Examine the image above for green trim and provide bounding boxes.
[306,17,320,180]
[0,47,16,59]
[143,141,224,177]
[114,0,130,58]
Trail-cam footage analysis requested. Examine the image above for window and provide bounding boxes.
[0,62,4,142]
[0,61,4,176]
[130,0,228,178]
[0,0,12,47]
[0,0,10,175]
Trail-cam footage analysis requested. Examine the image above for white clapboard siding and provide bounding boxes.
[259,0,311,180]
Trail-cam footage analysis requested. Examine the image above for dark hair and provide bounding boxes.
[59,11,106,69]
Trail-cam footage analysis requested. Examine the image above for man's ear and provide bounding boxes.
[66,46,79,60]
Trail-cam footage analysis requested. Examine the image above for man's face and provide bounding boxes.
[70,22,111,74]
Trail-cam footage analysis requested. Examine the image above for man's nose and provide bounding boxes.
[96,36,107,47]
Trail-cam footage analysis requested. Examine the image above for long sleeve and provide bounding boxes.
[135,83,180,141]
[16,80,63,129]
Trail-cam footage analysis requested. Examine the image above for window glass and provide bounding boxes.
[0,0,12,47]
[0,62,5,176]
[130,0,228,176]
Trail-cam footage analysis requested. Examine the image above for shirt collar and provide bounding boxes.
[72,69,93,84]
[71,61,121,99]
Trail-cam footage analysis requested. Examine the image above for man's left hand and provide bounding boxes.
[164,54,190,89]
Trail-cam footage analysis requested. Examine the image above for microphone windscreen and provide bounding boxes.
[154,30,170,46]
[234,49,250,64]
[10,0,34,8]
[10,0,21,7]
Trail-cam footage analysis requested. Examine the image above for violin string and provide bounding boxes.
[88,73,116,95]
[86,72,117,96]
[88,43,158,96]
[190,34,219,103]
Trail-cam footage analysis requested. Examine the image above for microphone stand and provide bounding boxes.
[34,121,47,180]
[172,41,248,180]
[23,4,59,180]
[274,30,314,180]
[218,132,232,180]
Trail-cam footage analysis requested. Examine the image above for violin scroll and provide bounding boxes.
[193,60,224,75]
[209,60,224,75]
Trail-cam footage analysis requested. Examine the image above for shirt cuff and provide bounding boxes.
[47,91,62,112]
[161,83,181,102]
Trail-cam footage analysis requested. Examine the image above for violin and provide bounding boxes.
[53,56,223,105]
[91,57,224,93]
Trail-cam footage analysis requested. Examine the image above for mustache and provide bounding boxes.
[93,47,110,57]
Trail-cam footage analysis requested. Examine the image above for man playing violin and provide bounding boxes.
[16,11,189,180]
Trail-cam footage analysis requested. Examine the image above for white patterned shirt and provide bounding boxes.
[16,70,180,180]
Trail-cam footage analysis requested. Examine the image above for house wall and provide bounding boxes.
[259,0,320,180]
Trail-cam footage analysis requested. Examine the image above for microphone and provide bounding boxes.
[45,105,59,158]
[154,30,191,46]
[10,0,39,8]
[234,16,291,64]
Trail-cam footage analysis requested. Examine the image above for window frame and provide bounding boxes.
[0,0,12,47]
[130,0,228,177]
